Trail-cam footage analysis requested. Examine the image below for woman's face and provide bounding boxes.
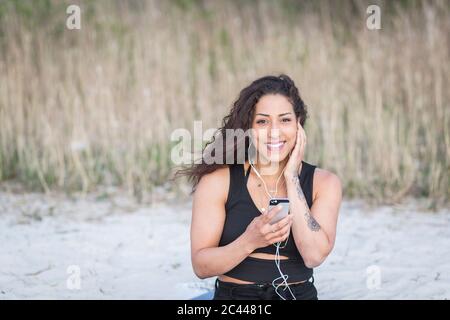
[250,94,298,165]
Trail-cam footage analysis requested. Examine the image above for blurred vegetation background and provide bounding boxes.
[0,0,448,207]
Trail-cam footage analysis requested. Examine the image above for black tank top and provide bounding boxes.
[218,161,316,283]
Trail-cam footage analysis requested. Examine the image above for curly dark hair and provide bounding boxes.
[173,74,308,194]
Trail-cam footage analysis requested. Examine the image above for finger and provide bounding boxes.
[262,214,287,235]
[275,222,292,238]
[267,221,291,240]
[270,231,290,244]
[295,123,302,151]
[290,132,300,158]
[301,124,307,143]
[273,214,291,230]
[263,204,282,221]
[299,125,305,148]
[301,126,306,148]
[261,223,275,236]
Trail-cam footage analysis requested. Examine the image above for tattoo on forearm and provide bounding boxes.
[292,175,305,200]
[291,175,321,232]
[304,212,321,232]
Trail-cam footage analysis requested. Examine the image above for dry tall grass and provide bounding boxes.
[0,0,448,206]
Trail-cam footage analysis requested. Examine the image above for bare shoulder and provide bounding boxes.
[194,166,230,204]
[312,167,342,202]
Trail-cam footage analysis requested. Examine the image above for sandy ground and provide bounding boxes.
[0,189,449,300]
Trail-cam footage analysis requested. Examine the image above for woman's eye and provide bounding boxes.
[282,118,291,122]
[256,119,267,124]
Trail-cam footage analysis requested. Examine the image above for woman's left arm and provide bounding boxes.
[285,170,342,268]
[284,121,342,268]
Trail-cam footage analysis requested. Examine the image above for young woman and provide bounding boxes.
[178,74,342,300]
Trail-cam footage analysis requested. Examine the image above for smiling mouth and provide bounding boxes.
[265,141,286,151]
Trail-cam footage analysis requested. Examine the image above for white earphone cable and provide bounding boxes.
[248,140,296,300]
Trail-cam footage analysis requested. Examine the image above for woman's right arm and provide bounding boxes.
[190,167,251,279]
[190,167,291,279]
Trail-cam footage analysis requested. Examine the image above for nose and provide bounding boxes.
[269,126,281,140]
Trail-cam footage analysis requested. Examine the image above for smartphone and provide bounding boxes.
[268,198,290,225]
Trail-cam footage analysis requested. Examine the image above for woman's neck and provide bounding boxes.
[251,156,288,181]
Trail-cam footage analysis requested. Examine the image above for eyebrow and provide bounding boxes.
[255,112,293,117]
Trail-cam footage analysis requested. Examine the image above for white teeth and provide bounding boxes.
[268,142,283,147]
[266,142,285,150]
